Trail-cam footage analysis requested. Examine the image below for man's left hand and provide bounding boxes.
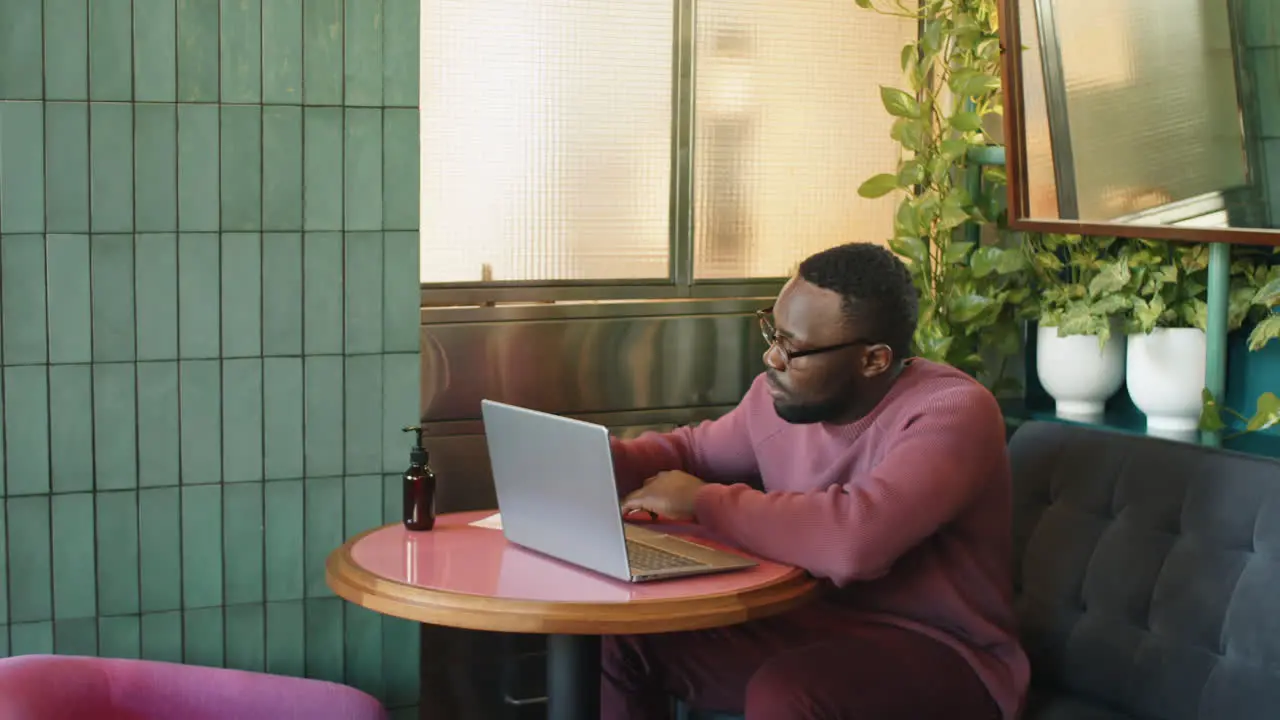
[620,470,706,521]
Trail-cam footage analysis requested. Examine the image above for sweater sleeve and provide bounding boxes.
[692,384,1005,586]
[609,375,766,497]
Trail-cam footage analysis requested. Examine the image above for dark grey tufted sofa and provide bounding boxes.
[1011,421,1280,720]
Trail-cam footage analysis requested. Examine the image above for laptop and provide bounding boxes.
[480,399,757,583]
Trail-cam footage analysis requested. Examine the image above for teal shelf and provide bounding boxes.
[1221,432,1280,461]
[1001,399,1147,438]
[1002,399,1280,462]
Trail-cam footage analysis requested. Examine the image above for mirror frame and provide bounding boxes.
[996,0,1280,246]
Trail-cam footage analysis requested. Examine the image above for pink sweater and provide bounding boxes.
[611,359,1029,719]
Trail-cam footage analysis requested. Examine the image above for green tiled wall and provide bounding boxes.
[0,0,422,713]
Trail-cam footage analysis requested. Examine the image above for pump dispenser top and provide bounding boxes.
[405,425,428,465]
[401,425,436,531]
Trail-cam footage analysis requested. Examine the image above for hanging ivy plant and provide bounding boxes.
[854,0,1035,392]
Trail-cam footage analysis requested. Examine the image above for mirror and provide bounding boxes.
[999,0,1280,241]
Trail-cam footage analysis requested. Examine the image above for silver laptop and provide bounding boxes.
[480,399,757,582]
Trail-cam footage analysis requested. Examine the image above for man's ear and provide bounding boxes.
[860,344,894,377]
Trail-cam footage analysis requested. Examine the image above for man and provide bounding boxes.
[606,242,1029,719]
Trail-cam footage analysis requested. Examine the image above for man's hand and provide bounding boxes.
[620,470,707,521]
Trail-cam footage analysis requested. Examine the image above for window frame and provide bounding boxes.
[417,0,787,306]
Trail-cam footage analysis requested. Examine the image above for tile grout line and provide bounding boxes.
[298,0,310,679]
[215,0,228,671]
[256,0,269,673]
[167,0,185,670]
[128,0,143,660]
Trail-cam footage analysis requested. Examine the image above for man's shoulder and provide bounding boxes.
[889,360,1004,424]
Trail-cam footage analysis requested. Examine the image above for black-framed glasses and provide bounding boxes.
[756,306,873,362]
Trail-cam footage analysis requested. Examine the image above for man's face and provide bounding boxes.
[761,278,891,424]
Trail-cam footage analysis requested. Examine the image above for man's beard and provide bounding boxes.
[772,393,854,424]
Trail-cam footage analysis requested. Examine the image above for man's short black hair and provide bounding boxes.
[797,242,919,360]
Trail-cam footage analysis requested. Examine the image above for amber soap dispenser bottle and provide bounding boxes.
[401,426,437,531]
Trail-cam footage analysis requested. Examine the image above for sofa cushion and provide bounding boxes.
[1009,422,1280,720]
[1025,691,1136,720]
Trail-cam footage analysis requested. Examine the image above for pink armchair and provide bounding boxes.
[0,655,388,720]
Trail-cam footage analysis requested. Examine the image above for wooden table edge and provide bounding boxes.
[325,523,822,635]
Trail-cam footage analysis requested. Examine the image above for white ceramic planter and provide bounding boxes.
[1036,324,1126,419]
[1126,327,1207,435]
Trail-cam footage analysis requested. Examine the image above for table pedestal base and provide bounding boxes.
[547,634,601,720]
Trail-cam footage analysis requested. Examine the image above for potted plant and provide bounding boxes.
[855,0,1035,393]
[1024,234,1133,419]
[1125,241,1269,435]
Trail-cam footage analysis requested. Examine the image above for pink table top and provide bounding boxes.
[327,511,819,634]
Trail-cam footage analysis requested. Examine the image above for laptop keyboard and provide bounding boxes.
[626,540,706,572]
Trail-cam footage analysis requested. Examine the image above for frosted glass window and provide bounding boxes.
[1018,0,1060,219]
[692,0,915,279]
[419,0,674,283]
[1050,0,1248,221]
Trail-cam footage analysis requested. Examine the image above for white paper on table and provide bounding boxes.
[469,512,503,530]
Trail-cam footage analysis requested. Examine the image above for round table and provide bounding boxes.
[326,511,819,720]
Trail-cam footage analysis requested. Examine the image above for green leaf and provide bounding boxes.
[1130,297,1164,334]
[888,236,929,266]
[1253,277,1280,308]
[947,293,994,323]
[928,156,951,185]
[894,199,921,237]
[950,111,984,132]
[890,118,929,152]
[1056,308,1111,345]
[1152,264,1178,284]
[1185,243,1210,270]
[858,173,901,199]
[897,160,926,187]
[914,190,942,228]
[1247,313,1280,351]
[1034,251,1064,272]
[1181,279,1207,301]
[854,0,872,7]
[940,138,970,161]
[1180,299,1209,331]
[900,43,916,72]
[914,327,953,362]
[938,193,970,231]
[880,87,921,119]
[1228,284,1258,330]
[943,241,975,264]
[1092,294,1131,316]
[955,353,985,374]
[997,248,1028,274]
[950,70,1001,99]
[1246,392,1280,433]
[976,38,1001,61]
[1199,388,1226,432]
[1088,261,1131,297]
[970,246,1002,277]
[921,19,944,56]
